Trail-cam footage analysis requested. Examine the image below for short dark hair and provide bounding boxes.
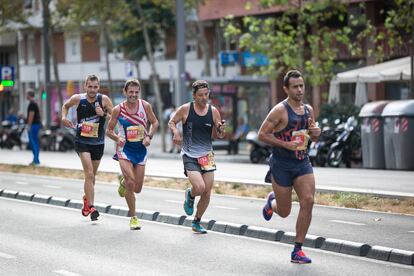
[283,70,302,87]
[192,80,209,93]
[123,79,141,92]
[26,89,35,98]
[84,74,100,85]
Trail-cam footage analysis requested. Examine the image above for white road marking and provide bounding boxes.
[164,200,238,210]
[43,185,61,189]
[165,200,181,204]
[53,270,82,276]
[15,181,28,185]
[211,205,239,210]
[0,252,16,259]
[408,231,414,233]
[330,220,365,226]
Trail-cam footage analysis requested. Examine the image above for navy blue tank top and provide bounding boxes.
[75,93,106,145]
[272,100,310,160]
[182,102,213,158]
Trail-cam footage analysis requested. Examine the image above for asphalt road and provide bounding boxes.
[1,172,413,252]
[0,149,413,197]
[1,198,413,276]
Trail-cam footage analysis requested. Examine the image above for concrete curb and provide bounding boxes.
[1,192,413,266]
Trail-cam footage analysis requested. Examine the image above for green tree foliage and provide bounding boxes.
[222,0,370,86]
[118,1,174,62]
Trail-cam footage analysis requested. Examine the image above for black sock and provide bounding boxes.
[189,188,195,200]
[193,217,201,223]
[294,242,302,252]
[88,205,94,208]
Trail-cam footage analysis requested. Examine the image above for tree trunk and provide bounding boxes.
[135,61,146,99]
[195,0,211,76]
[136,0,166,152]
[101,24,113,94]
[49,26,63,114]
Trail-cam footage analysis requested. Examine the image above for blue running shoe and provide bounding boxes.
[262,192,275,221]
[291,250,312,264]
[192,221,207,234]
[183,188,194,215]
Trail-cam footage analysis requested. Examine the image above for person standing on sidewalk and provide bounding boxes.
[61,74,113,221]
[106,79,159,230]
[168,80,226,234]
[258,70,321,264]
[26,90,42,165]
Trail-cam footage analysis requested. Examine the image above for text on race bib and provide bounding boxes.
[197,152,216,171]
[80,122,99,138]
[126,125,146,142]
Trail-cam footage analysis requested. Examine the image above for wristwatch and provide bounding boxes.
[147,134,153,140]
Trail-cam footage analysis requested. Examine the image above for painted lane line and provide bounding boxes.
[53,270,82,276]
[15,181,28,185]
[43,185,61,189]
[211,205,239,210]
[0,252,16,259]
[165,200,181,204]
[330,220,366,226]
[408,231,414,233]
[164,200,238,210]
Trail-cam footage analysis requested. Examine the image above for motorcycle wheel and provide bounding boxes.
[314,153,326,167]
[250,148,261,164]
[327,146,343,167]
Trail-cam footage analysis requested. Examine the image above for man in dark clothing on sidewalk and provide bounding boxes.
[26,90,42,165]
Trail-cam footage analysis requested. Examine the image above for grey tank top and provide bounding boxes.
[181,102,213,158]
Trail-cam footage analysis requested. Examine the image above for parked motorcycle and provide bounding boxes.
[246,130,271,163]
[40,125,75,152]
[0,120,25,149]
[326,116,362,168]
[309,118,340,167]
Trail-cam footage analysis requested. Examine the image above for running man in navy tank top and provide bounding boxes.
[62,74,113,221]
[106,79,159,230]
[168,80,226,234]
[258,70,321,264]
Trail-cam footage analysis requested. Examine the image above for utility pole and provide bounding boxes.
[411,24,414,99]
[176,0,186,106]
[42,0,51,126]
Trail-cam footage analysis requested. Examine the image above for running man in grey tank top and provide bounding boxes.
[168,80,226,234]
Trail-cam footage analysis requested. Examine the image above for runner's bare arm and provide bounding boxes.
[143,101,159,139]
[258,105,298,150]
[306,105,321,142]
[212,106,225,139]
[61,94,81,128]
[106,105,121,143]
[168,104,188,145]
[102,95,114,120]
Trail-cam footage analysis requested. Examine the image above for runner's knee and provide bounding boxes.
[277,206,291,218]
[299,195,314,211]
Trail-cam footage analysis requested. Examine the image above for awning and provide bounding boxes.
[329,56,412,106]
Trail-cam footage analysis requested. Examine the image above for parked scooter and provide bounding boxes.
[326,116,362,168]
[0,120,25,149]
[40,125,75,152]
[246,130,271,163]
[309,118,340,167]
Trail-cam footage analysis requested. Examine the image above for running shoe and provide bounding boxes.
[129,216,141,230]
[191,221,207,234]
[118,174,126,197]
[291,250,312,264]
[81,195,90,217]
[183,188,194,216]
[89,206,100,221]
[262,192,275,221]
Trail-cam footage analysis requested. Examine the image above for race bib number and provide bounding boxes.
[292,129,310,151]
[80,122,99,138]
[197,152,216,171]
[126,125,145,142]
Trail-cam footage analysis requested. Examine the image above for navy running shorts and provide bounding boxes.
[264,155,313,187]
[75,142,104,161]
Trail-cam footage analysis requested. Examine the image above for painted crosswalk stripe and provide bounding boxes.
[0,252,16,259]
[53,270,82,276]
[330,220,365,226]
